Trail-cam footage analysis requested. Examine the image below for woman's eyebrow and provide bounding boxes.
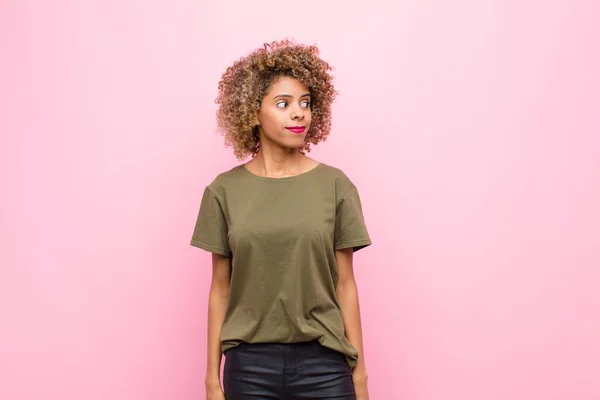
[272,93,311,99]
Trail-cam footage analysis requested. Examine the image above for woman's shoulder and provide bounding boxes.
[204,164,246,193]
[314,161,357,197]
[317,161,348,178]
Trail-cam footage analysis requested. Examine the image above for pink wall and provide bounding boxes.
[2,0,599,399]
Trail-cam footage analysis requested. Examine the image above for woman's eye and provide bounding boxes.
[301,101,311,108]
[276,102,287,109]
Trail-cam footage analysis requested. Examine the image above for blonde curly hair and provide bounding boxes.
[215,39,337,160]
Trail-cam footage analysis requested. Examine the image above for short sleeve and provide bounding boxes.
[190,187,231,257]
[334,186,372,252]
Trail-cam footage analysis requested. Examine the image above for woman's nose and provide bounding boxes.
[291,106,305,120]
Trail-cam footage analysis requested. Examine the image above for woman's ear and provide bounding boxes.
[252,110,260,127]
[253,101,261,126]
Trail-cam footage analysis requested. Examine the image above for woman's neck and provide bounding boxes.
[248,151,306,177]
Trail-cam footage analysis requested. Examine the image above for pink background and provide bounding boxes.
[2,0,599,399]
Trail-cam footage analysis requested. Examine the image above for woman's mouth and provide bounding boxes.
[286,126,306,134]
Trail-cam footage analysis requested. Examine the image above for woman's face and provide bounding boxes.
[256,76,312,151]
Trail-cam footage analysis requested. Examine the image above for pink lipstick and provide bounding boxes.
[286,126,306,134]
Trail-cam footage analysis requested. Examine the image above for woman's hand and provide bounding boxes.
[353,370,369,400]
[206,381,226,400]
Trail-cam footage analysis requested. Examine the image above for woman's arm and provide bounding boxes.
[335,247,369,398]
[205,253,231,388]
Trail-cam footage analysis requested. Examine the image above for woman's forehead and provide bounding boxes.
[267,76,310,95]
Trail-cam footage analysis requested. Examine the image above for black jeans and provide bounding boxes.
[223,340,357,400]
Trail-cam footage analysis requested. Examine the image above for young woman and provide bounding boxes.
[191,39,372,400]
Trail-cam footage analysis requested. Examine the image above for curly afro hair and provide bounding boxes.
[215,39,337,160]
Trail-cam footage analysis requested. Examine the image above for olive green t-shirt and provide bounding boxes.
[190,162,372,369]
